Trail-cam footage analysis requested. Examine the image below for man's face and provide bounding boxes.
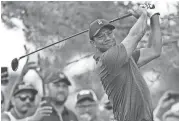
[76,99,98,121]
[48,81,69,104]
[13,90,35,113]
[91,27,116,52]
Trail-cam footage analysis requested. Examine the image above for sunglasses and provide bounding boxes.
[17,96,35,102]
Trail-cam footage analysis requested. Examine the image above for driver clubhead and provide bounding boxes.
[11,58,19,71]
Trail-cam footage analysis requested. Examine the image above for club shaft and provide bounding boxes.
[109,13,132,23]
[19,29,89,59]
[19,13,132,60]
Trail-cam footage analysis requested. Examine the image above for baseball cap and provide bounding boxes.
[89,19,115,40]
[76,90,97,104]
[13,82,38,96]
[46,71,71,86]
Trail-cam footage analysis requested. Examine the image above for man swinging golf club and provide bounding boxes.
[89,3,162,121]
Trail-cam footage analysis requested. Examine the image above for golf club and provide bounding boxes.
[11,13,132,71]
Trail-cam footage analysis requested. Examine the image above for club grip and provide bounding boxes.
[109,13,132,23]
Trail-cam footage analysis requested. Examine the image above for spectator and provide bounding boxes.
[75,89,100,121]
[1,91,5,112]
[6,60,39,111]
[1,82,38,121]
[30,71,78,121]
[1,67,9,85]
[153,90,179,121]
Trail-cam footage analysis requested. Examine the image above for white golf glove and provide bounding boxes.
[140,2,160,18]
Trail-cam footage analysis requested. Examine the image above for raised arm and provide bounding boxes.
[122,6,148,58]
[137,13,162,67]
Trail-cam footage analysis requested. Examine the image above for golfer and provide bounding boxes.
[89,4,162,121]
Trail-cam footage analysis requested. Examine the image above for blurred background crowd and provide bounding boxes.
[1,1,179,121]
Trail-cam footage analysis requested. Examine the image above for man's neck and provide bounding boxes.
[94,50,102,62]
[51,101,65,114]
[11,107,26,119]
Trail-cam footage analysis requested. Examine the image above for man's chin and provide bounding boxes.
[56,98,66,105]
[110,42,116,47]
[20,108,28,113]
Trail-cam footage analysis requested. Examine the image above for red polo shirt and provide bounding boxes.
[94,43,153,121]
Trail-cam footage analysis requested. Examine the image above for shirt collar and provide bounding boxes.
[93,52,102,63]
[62,106,69,115]
[51,105,69,115]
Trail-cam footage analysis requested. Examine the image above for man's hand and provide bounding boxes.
[154,91,179,120]
[1,113,11,121]
[21,45,40,76]
[128,5,147,19]
[158,91,179,110]
[28,100,53,121]
[144,2,160,18]
[21,62,39,77]
[163,110,179,120]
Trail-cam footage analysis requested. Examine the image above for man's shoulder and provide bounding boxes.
[65,107,77,116]
[64,107,78,120]
[2,112,11,121]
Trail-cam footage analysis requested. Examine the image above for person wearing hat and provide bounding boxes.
[2,71,78,121]
[89,3,161,121]
[2,82,38,121]
[75,89,100,121]
[29,71,78,121]
[1,91,5,112]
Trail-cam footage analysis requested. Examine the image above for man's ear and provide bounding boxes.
[11,97,15,106]
[90,40,96,48]
[90,40,94,44]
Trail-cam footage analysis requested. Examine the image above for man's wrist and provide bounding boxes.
[148,10,160,18]
[150,14,160,26]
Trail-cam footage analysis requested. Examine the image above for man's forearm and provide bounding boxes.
[122,12,148,57]
[149,14,162,55]
[129,13,148,41]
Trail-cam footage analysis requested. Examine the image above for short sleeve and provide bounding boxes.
[101,43,128,72]
[132,49,140,63]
